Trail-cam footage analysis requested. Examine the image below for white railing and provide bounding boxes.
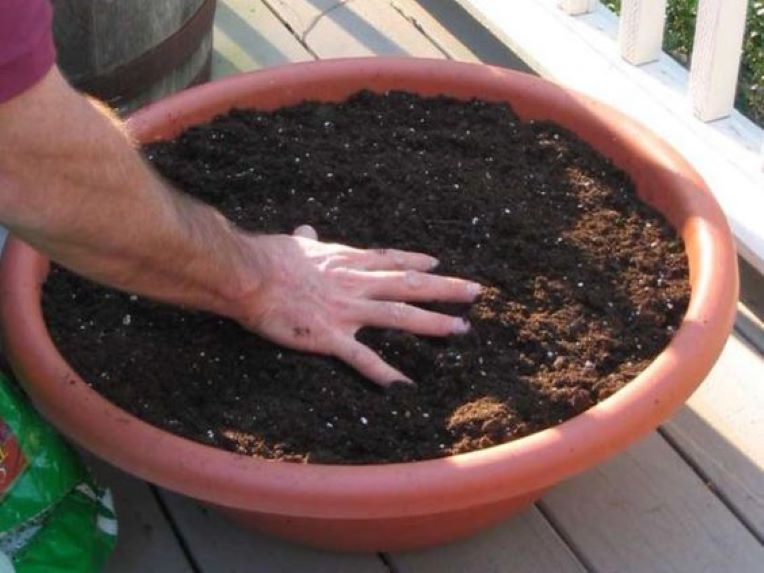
[560,0,750,123]
[618,0,668,65]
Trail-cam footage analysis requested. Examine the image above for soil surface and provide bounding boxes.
[42,91,690,464]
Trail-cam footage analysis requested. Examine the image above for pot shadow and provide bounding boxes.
[303,0,412,56]
[215,1,303,68]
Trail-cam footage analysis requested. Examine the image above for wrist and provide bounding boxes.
[217,231,268,326]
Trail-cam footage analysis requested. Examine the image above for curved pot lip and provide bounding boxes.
[0,58,738,519]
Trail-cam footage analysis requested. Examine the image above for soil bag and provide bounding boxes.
[0,372,116,572]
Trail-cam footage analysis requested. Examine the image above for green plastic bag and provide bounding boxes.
[0,372,116,572]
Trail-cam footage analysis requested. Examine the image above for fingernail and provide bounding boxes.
[428,257,439,269]
[452,317,471,334]
[468,282,483,299]
[386,379,418,391]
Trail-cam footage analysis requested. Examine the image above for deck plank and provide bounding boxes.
[388,0,479,62]
[390,507,586,573]
[263,0,444,58]
[212,0,314,79]
[661,332,764,538]
[158,491,388,573]
[540,432,764,573]
[85,458,194,573]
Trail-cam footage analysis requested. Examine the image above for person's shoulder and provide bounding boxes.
[0,0,55,104]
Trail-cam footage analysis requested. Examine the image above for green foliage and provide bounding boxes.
[604,0,763,126]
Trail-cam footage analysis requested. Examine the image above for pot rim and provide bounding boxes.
[0,58,738,519]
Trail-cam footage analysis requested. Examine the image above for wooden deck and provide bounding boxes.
[97,2,764,571]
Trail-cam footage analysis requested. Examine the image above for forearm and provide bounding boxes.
[0,68,256,318]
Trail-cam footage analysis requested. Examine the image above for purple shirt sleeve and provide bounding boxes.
[0,0,55,103]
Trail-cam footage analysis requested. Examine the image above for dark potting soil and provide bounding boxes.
[42,91,690,464]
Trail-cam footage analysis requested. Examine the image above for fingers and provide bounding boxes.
[338,269,481,302]
[333,336,412,387]
[349,248,439,272]
[292,224,318,240]
[355,300,470,337]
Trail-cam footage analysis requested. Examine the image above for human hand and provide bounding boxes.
[236,225,481,386]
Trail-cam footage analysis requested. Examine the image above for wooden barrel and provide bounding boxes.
[52,0,216,112]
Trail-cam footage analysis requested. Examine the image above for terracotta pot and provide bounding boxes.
[0,58,738,552]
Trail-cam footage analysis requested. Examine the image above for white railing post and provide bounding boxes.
[619,0,668,64]
[689,0,749,122]
[559,0,597,16]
